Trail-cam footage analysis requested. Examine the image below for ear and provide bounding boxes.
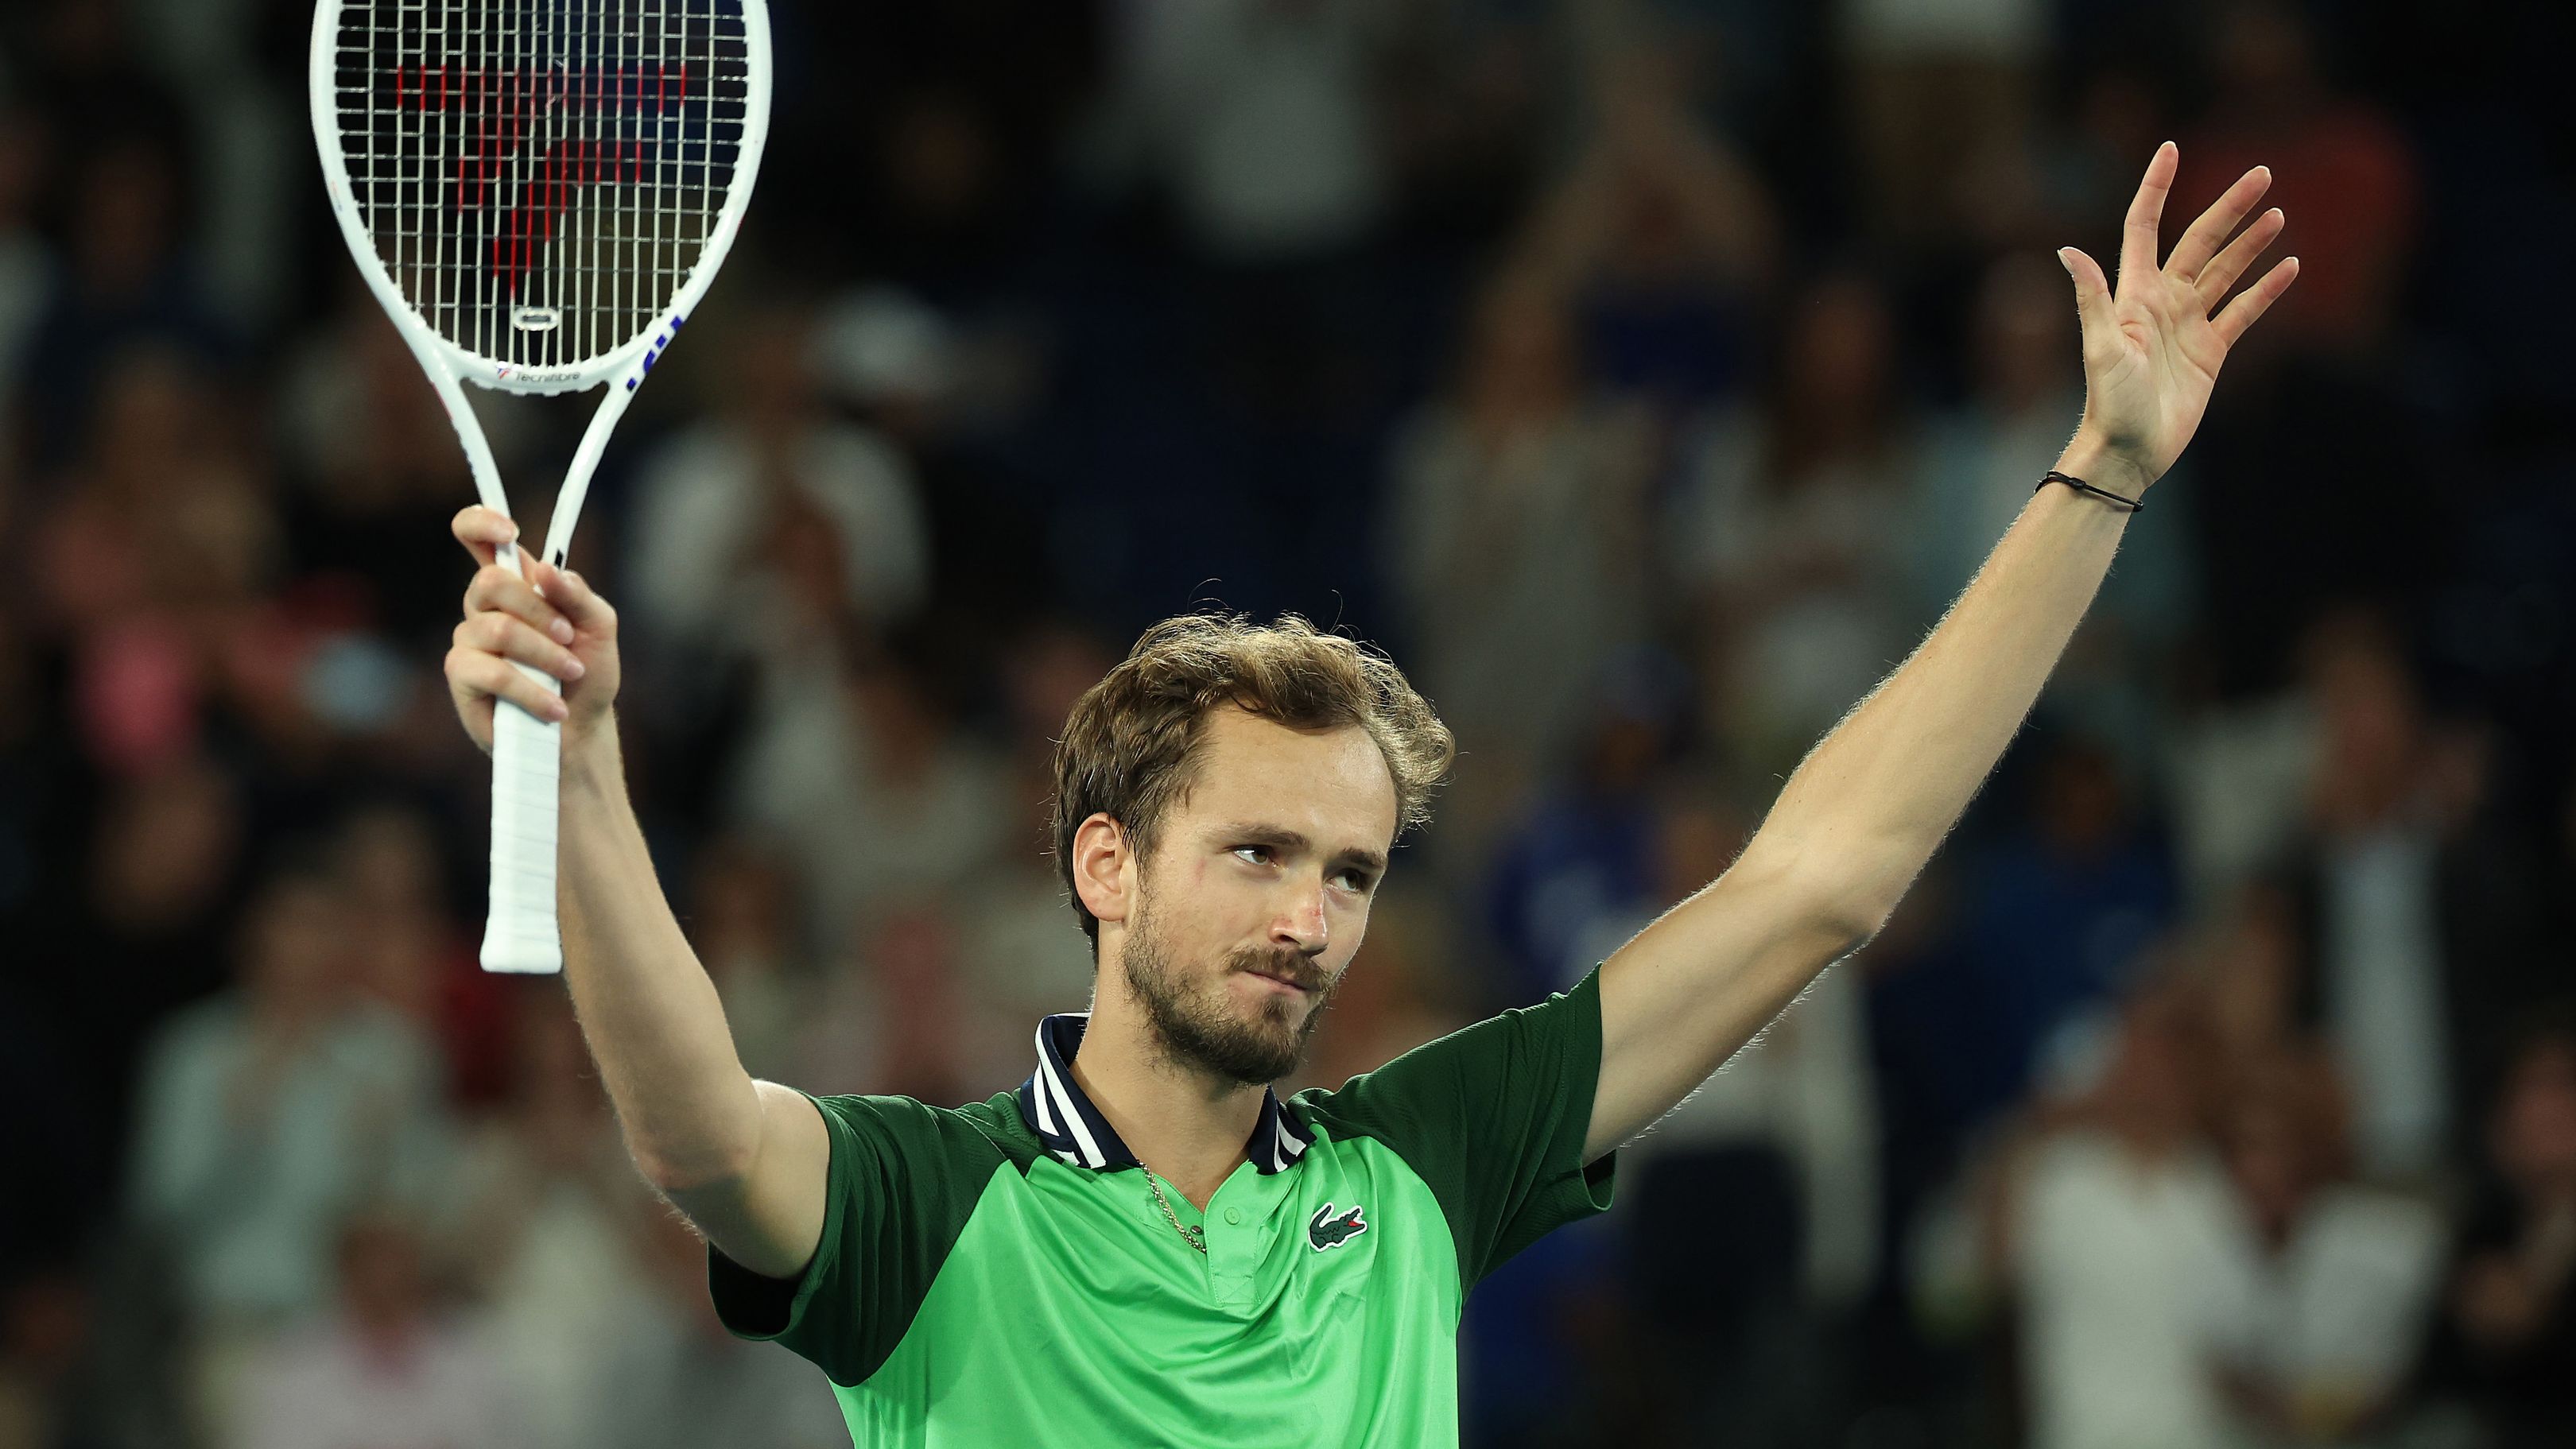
[1070,812,1135,930]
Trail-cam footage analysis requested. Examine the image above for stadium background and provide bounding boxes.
[3,0,2574,1446]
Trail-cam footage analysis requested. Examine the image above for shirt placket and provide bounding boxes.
[1203,1163,1296,1311]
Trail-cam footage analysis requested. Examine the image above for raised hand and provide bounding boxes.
[2058,141,2299,493]
[444,506,622,755]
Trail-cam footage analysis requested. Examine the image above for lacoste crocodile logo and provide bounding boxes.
[1307,1201,1368,1252]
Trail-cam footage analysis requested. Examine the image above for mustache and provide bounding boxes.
[1232,949,1326,993]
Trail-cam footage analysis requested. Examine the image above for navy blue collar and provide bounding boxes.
[1014,1012,1313,1175]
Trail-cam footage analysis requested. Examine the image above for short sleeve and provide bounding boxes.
[1294,965,1618,1287]
[707,1092,1011,1387]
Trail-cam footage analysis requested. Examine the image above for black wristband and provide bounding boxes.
[2038,470,2145,513]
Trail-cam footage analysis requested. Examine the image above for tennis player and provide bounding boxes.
[441,143,2291,1447]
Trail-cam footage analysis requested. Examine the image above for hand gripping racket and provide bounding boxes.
[310,0,770,972]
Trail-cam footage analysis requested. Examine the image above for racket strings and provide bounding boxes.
[333,0,751,373]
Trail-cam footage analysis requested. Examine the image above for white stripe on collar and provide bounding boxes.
[1015,1012,1309,1176]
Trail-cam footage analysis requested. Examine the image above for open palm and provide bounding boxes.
[2060,141,2300,490]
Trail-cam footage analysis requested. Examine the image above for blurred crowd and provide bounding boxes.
[2,1,2573,1447]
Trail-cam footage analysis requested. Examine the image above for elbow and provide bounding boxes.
[1779,876,1892,963]
[1739,844,1895,958]
[1829,896,1894,955]
[625,1074,770,1191]
[1784,848,1909,955]
[631,1133,758,1193]
[1741,828,1906,952]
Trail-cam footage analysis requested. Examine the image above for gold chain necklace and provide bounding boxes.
[1144,1172,1207,1254]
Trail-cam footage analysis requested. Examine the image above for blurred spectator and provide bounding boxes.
[1291,878,1468,1098]
[33,347,265,638]
[2211,1046,2446,1445]
[1662,269,1919,776]
[1613,780,1880,1445]
[945,622,1115,1032]
[594,1211,849,1449]
[771,6,1100,294]
[125,856,453,1439]
[1837,0,2048,248]
[683,834,811,1086]
[30,346,306,780]
[627,304,932,666]
[812,285,1058,642]
[17,134,227,471]
[227,1211,525,1449]
[2281,612,2455,1180]
[2429,1022,2576,1448]
[1097,0,1412,425]
[865,904,1011,1106]
[1386,272,1655,859]
[1372,2,1547,246]
[336,802,509,1110]
[277,301,543,653]
[440,986,663,1449]
[728,636,1011,961]
[1480,650,1693,1002]
[1106,0,1395,265]
[121,0,301,331]
[2265,609,2556,1180]
[2164,672,2322,916]
[1515,48,1777,420]
[2171,1,2419,358]
[2196,880,2306,1064]
[57,750,243,1063]
[1953,732,2180,1118]
[1998,987,2260,1449]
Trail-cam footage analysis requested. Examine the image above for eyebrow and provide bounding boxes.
[1216,823,1389,878]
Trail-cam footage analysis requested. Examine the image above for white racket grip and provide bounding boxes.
[482,661,565,974]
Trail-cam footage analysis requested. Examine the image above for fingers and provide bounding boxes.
[2058,246,2117,343]
[2213,256,2300,347]
[452,610,586,684]
[2117,141,2179,293]
[452,505,520,571]
[445,645,569,723]
[530,558,617,636]
[2194,207,2285,307]
[465,563,576,645]
[2166,166,2272,283]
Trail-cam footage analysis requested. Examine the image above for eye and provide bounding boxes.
[1332,869,1375,894]
[1232,846,1274,866]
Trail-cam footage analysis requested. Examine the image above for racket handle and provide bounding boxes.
[482,661,565,974]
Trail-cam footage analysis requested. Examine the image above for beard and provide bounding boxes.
[1122,884,1336,1086]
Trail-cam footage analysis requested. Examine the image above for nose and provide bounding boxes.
[1272,877,1329,955]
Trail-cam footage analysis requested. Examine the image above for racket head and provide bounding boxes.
[309,0,771,397]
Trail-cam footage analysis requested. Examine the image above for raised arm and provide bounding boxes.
[444,506,827,1278]
[1586,143,2299,1159]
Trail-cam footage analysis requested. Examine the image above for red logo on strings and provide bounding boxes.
[386,63,691,294]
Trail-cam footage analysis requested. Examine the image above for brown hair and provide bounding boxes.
[1049,611,1455,952]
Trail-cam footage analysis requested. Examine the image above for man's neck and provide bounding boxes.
[1069,989,1267,1210]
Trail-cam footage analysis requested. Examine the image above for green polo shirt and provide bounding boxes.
[708,967,1618,1447]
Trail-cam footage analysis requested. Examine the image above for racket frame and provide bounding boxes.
[308,0,771,973]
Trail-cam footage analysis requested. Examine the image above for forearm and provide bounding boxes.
[557,715,763,1187]
[1747,438,2140,932]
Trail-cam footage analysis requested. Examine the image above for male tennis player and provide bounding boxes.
[443,144,2291,1446]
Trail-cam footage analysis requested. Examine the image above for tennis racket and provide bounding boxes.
[309,0,770,973]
